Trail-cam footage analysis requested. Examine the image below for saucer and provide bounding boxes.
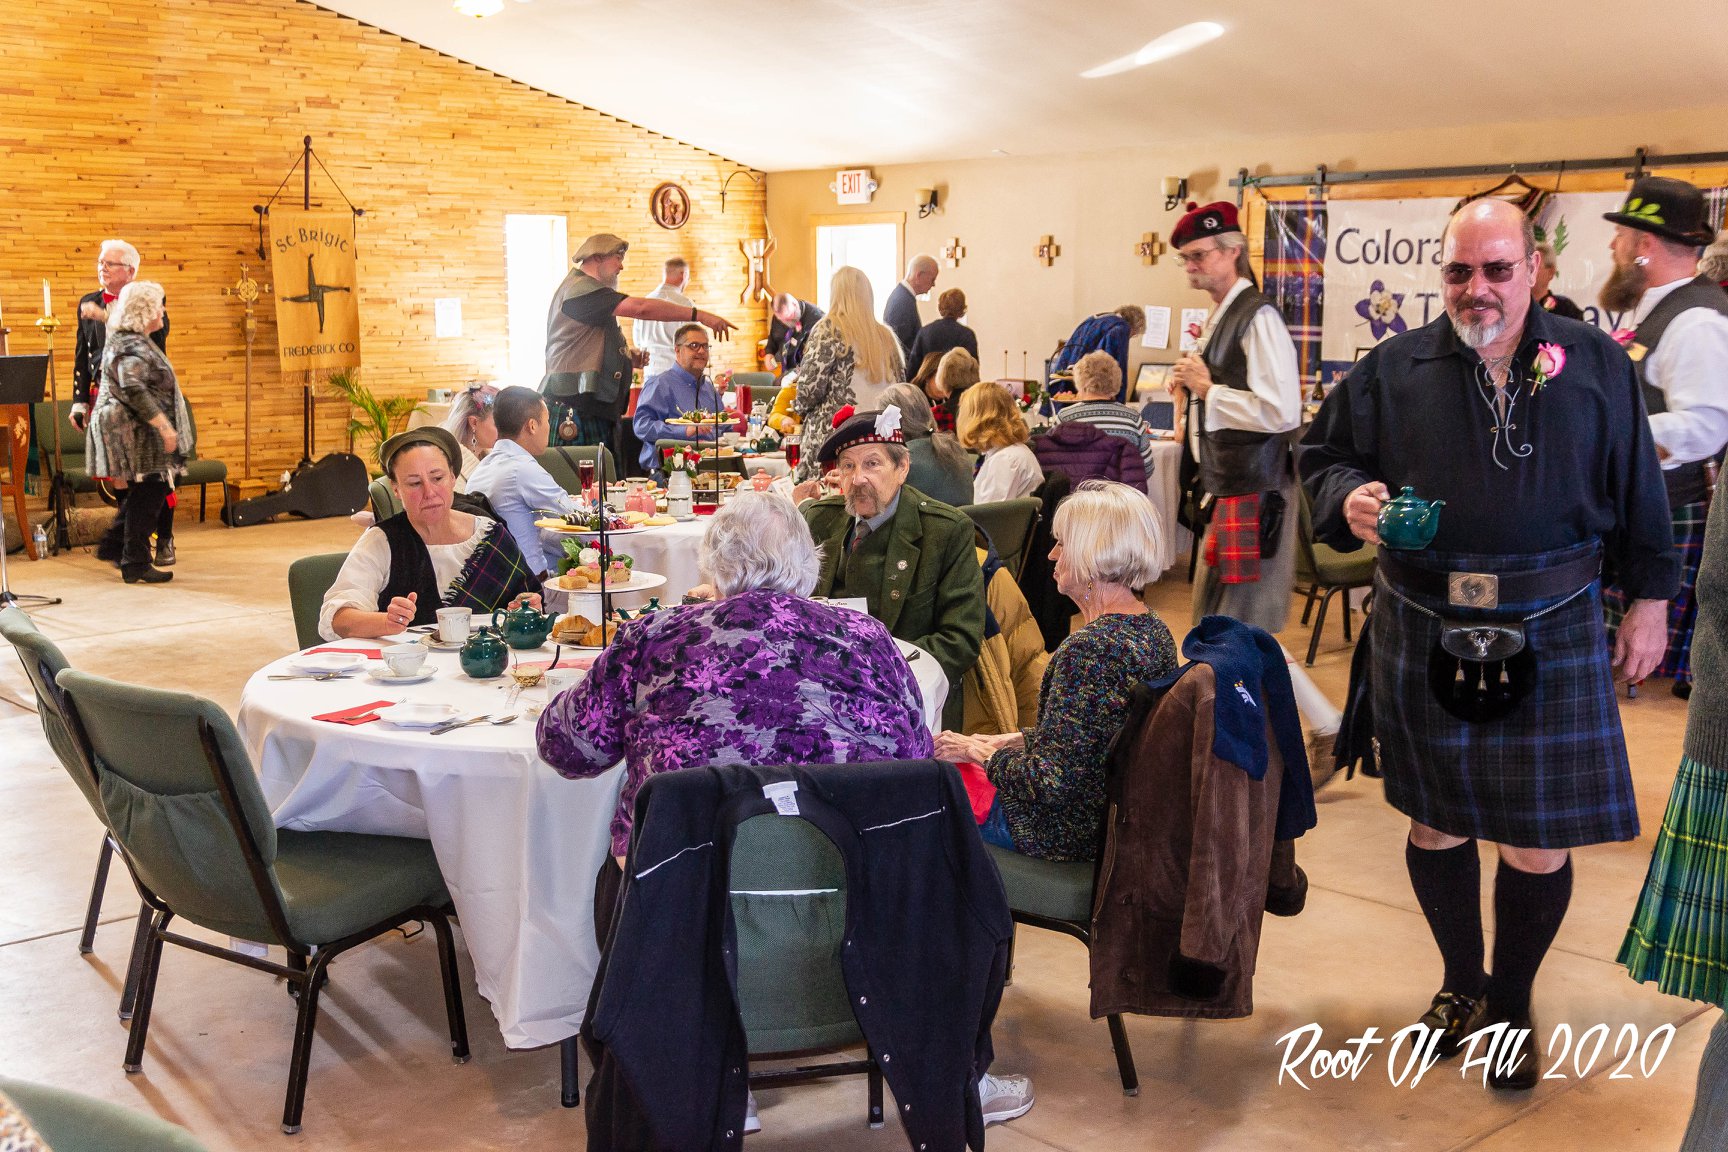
[288,652,369,675]
[374,702,459,728]
[421,636,466,652]
[368,666,435,685]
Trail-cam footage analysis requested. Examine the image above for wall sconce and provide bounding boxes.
[1162,176,1188,212]
[915,188,939,218]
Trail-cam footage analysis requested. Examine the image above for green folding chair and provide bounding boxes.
[539,443,617,496]
[958,499,1041,583]
[1293,486,1377,665]
[0,1077,208,1152]
[55,671,470,1134]
[286,553,347,649]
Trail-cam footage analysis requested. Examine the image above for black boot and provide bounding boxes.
[154,495,176,566]
[95,488,129,564]
[120,478,171,583]
[122,564,173,584]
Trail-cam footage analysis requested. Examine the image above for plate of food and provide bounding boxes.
[666,409,728,427]
[550,614,623,649]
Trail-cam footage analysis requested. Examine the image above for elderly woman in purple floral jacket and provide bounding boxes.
[538,492,933,861]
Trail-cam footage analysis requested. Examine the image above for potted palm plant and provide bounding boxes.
[325,368,422,475]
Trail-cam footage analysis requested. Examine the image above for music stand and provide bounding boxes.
[0,355,62,607]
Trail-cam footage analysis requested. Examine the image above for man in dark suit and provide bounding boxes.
[73,239,175,566]
[764,292,825,373]
[883,254,938,358]
[802,406,983,728]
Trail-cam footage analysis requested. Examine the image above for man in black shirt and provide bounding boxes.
[764,292,824,374]
[1302,198,1675,1091]
[541,233,735,459]
[72,239,175,567]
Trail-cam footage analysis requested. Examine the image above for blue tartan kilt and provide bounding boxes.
[1371,540,1638,849]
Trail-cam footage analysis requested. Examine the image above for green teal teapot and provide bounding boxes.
[458,627,509,679]
[492,601,555,649]
[1377,486,1445,551]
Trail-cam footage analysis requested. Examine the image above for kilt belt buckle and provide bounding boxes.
[1447,571,1499,610]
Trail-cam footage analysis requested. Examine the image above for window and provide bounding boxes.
[505,214,568,387]
[814,221,900,315]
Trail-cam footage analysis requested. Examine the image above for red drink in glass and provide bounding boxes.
[577,459,596,505]
[784,440,801,470]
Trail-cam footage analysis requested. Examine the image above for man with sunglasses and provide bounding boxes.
[72,239,177,568]
[1596,177,1728,701]
[1302,196,1676,1091]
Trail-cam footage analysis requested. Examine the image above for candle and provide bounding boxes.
[42,279,51,316]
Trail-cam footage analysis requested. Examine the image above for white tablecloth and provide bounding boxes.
[1146,438,1191,574]
[544,518,711,605]
[237,634,948,1049]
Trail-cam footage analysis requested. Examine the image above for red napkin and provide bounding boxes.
[312,700,396,725]
[952,761,998,823]
[305,647,385,659]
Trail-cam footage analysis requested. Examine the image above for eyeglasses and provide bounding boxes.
[1175,246,1220,267]
[98,260,132,270]
[1440,260,1525,285]
[678,342,710,351]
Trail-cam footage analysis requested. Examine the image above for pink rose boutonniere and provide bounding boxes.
[1532,342,1566,392]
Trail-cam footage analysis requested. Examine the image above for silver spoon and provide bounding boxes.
[488,713,519,726]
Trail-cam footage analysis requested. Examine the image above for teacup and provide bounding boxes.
[436,607,473,644]
[544,667,585,698]
[383,644,428,677]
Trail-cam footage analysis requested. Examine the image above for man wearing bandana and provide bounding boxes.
[1302,197,1676,1091]
[1597,177,1728,700]
[72,239,176,567]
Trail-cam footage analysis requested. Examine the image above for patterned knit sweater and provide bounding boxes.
[987,612,1177,861]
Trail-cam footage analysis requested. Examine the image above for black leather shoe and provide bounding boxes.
[1485,1007,1540,1091]
[1418,990,1486,1059]
[154,539,176,567]
[122,565,173,585]
[1674,681,1693,701]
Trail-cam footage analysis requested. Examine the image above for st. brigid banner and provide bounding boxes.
[268,210,361,371]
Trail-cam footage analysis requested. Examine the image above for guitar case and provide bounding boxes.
[221,452,369,527]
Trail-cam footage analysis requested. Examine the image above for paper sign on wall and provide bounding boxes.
[1140,305,1171,349]
[435,298,463,339]
[1178,308,1209,353]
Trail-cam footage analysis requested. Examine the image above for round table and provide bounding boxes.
[237,632,948,1050]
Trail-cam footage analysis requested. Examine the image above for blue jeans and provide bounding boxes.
[978,796,1017,851]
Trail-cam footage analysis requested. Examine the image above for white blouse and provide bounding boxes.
[971,443,1043,504]
[317,515,497,641]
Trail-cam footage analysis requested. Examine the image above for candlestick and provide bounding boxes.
[42,279,51,317]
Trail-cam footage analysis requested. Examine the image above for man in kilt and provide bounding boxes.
[1302,198,1676,1091]
[1596,177,1728,701]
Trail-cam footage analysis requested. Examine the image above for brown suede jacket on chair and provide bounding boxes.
[1089,664,1306,1021]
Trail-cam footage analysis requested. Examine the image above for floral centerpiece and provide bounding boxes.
[661,444,703,477]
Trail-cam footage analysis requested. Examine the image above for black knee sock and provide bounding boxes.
[1487,856,1573,1020]
[1406,839,1487,998]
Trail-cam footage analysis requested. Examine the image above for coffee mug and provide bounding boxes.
[436,607,473,644]
[544,667,585,699]
[383,644,428,677]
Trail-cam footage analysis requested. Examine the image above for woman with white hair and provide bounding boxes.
[790,266,906,481]
[85,280,192,584]
[539,491,933,859]
[936,481,1177,861]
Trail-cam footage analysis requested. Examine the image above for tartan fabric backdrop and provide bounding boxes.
[1261,199,1328,390]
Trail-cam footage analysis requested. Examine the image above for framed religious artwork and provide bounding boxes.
[650,182,691,230]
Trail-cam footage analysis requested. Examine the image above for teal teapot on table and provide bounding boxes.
[493,601,556,650]
[1377,486,1445,551]
[458,627,509,679]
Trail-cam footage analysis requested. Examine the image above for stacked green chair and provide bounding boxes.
[286,553,347,649]
[178,401,228,520]
[0,606,149,1018]
[958,499,1041,583]
[1293,485,1377,665]
[54,671,470,1134]
[0,1077,208,1152]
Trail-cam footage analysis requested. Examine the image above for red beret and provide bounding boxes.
[1172,200,1241,250]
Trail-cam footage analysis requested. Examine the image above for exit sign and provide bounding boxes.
[833,168,877,205]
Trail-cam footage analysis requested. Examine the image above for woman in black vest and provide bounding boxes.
[318,426,539,641]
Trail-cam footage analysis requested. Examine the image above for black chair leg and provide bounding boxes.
[1307,589,1332,666]
[560,1036,581,1108]
[867,1052,885,1129]
[1300,584,1320,626]
[1106,1013,1139,1096]
[118,900,151,1020]
[199,485,208,522]
[281,950,335,1134]
[123,909,170,1074]
[80,836,114,954]
[428,911,470,1063]
[1342,587,1356,643]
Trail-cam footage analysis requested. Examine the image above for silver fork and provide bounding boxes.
[429,713,492,735]
[268,671,358,681]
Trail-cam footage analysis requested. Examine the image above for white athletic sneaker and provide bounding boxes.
[743,1090,761,1134]
[978,1072,1034,1124]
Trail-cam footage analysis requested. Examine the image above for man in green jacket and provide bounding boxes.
[802,406,985,729]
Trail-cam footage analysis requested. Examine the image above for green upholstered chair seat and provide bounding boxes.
[1311,540,1377,584]
[0,1078,209,1152]
[985,843,1095,923]
[368,477,403,522]
[275,829,449,944]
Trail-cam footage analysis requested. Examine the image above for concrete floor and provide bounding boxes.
[0,512,1714,1151]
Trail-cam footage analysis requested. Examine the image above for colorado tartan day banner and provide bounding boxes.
[268,209,361,371]
[1262,188,1727,389]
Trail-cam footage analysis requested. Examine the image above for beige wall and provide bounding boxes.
[765,104,1728,384]
[2,0,765,488]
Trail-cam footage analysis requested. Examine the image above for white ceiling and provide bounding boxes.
[315,0,1728,172]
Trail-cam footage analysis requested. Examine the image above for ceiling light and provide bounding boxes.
[453,0,504,16]
[1081,21,1224,78]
